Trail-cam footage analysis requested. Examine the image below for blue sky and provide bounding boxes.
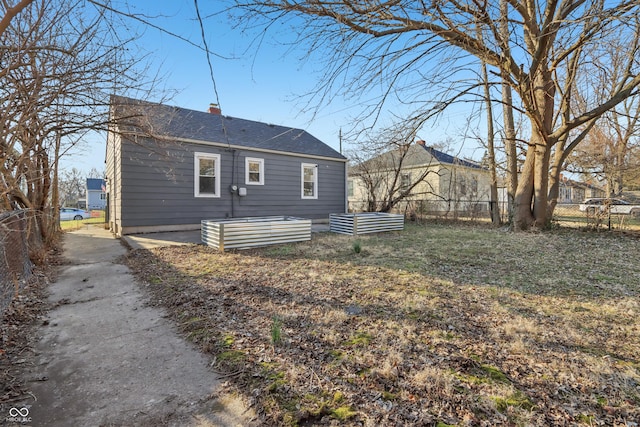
[61,0,482,174]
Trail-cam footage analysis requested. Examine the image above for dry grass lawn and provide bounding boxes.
[125,223,640,426]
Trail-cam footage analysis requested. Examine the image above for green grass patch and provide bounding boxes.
[331,405,357,420]
[221,334,235,347]
[271,316,283,346]
[481,364,510,384]
[344,331,373,347]
[492,391,535,412]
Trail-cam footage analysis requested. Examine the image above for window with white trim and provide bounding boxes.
[194,152,220,197]
[301,163,317,199]
[400,172,411,191]
[245,157,264,185]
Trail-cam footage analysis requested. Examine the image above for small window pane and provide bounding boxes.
[304,168,314,181]
[199,176,215,194]
[304,182,314,196]
[200,159,215,177]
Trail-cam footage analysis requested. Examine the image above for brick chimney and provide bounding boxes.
[208,103,221,115]
[416,139,426,145]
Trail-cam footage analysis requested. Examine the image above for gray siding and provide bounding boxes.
[117,138,346,232]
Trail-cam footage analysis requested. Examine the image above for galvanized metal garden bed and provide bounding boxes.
[329,212,405,235]
[201,216,312,251]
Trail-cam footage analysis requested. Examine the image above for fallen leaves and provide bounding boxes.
[125,224,640,426]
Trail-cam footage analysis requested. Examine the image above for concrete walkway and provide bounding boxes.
[26,227,254,427]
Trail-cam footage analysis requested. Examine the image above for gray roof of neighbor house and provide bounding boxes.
[350,143,485,172]
[418,145,484,169]
[86,178,105,191]
[110,95,346,160]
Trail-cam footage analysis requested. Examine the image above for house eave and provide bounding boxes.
[178,136,348,163]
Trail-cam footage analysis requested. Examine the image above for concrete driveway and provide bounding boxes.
[25,226,255,427]
[122,230,202,250]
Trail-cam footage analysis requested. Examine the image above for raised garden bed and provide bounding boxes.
[201,216,311,251]
[329,212,404,235]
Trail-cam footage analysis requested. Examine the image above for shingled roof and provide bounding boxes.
[351,143,485,172]
[110,95,346,160]
[419,145,484,169]
[86,178,105,191]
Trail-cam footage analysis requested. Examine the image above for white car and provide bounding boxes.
[60,208,91,221]
[578,198,640,217]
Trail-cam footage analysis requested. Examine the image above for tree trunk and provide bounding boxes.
[481,61,501,225]
[547,152,562,218]
[515,68,556,229]
[514,145,535,230]
[533,137,551,227]
[500,0,517,225]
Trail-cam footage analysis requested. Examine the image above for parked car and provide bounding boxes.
[578,198,640,217]
[60,207,91,221]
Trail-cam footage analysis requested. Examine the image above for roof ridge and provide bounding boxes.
[109,95,346,160]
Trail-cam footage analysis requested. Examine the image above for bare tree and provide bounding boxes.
[1,0,154,246]
[348,122,440,213]
[567,109,640,197]
[564,38,640,198]
[477,25,501,225]
[87,167,104,179]
[232,0,640,229]
[58,167,86,207]
[0,0,35,38]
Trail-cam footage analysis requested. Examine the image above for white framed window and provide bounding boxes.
[245,157,264,185]
[194,152,220,197]
[347,179,354,197]
[301,163,317,199]
[400,172,411,191]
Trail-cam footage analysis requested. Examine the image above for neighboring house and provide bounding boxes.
[86,178,106,209]
[348,140,491,215]
[105,96,347,236]
[557,176,605,203]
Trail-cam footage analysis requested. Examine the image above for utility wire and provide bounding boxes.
[193,0,230,148]
[87,0,230,60]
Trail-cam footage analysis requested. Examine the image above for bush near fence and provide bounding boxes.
[0,210,34,316]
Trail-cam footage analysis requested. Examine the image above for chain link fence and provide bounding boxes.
[348,200,640,231]
[0,210,34,317]
[348,199,497,222]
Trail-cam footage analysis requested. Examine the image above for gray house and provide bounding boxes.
[105,96,347,236]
